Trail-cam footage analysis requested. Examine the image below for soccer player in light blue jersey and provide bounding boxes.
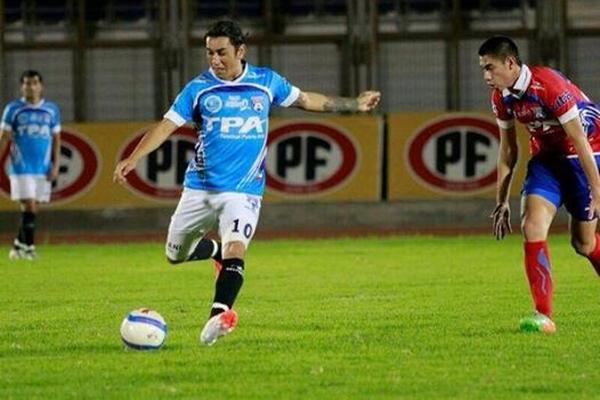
[0,70,61,260]
[114,20,380,345]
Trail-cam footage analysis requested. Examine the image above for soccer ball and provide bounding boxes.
[120,308,167,350]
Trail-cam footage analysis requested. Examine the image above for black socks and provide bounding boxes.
[187,239,222,263]
[186,240,245,318]
[16,212,36,246]
[210,258,244,317]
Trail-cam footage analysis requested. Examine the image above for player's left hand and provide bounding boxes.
[47,164,59,181]
[113,158,138,185]
[356,91,381,112]
[491,202,512,240]
[588,188,600,219]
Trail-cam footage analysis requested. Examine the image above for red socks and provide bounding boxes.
[524,241,553,317]
[523,235,600,317]
[587,234,600,276]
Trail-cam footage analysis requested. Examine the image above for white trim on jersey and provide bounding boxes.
[0,122,11,132]
[280,86,300,107]
[8,104,32,125]
[566,151,600,159]
[52,124,61,134]
[208,62,249,84]
[496,118,515,129]
[43,140,52,166]
[19,97,45,108]
[502,64,531,99]
[8,100,58,127]
[558,105,580,125]
[236,120,269,190]
[237,145,267,190]
[164,109,187,127]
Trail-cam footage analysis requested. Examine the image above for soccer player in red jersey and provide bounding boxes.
[479,36,600,332]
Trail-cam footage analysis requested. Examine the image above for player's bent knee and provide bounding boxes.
[570,237,594,257]
[222,241,246,259]
[520,218,548,242]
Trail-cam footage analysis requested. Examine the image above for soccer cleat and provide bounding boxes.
[519,312,556,333]
[200,309,238,346]
[8,248,23,260]
[23,246,37,260]
[8,240,29,260]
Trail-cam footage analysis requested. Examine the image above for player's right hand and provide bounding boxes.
[356,91,381,112]
[491,203,512,240]
[113,158,137,185]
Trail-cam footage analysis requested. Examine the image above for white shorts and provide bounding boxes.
[165,189,262,261]
[10,175,52,203]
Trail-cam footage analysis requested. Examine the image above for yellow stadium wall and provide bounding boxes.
[387,112,530,200]
[0,112,536,211]
[0,116,383,210]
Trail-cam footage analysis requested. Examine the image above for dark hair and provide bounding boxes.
[20,70,43,83]
[478,36,522,66]
[204,20,247,48]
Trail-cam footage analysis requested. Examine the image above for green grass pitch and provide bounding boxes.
[2,234,600,399]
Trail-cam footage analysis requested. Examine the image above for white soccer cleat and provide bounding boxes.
[8,240,30,260]
[23,246,37,260]
[8,248,23,260]
[200,309,238,346]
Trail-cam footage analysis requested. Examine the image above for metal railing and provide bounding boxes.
[0,0,598,122]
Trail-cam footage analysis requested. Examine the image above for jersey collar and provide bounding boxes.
[209,61,248,84]
[502,64,531,99]
[20,97,46,107]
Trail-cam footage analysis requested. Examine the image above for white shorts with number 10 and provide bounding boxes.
[165,188,262,262]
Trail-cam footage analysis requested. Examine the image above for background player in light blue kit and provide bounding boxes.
[114,20,381,345]
[0,70,62,260]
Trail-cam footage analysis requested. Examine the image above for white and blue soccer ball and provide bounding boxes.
[120,308,167,350]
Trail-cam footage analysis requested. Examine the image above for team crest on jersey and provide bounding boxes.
[17,114,28,124]
[203,95,223,113]
[251,96,264,112]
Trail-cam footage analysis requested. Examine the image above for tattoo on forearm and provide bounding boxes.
[323,97,359,112]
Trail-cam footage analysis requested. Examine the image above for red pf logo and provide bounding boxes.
[0,128,100,203]
[118,126,197,200]
[406,116,499,193]
[266,121,358,196]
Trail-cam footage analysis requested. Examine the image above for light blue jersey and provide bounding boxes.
[0,98,61,176]
[164,62,300,196]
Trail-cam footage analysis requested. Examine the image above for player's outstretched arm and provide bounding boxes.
[491,126,518,240]
[292,90,381,113]
[113,118,178,184]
